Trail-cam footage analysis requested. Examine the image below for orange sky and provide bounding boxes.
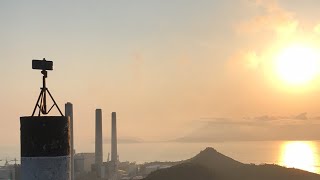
[2,0,320,152]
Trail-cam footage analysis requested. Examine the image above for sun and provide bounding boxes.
[280,141,317,173]
[274,44,320,85]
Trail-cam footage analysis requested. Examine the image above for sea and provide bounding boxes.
[1,141,319,174]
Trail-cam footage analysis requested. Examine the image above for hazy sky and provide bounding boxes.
[2,0,320,151]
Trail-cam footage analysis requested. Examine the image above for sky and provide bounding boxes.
[2,0,320,152]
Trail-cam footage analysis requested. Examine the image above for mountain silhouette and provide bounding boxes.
[187,147,242,170]
[144,147,320,180]
[144,163,215,180]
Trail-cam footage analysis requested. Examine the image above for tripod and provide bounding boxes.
[32,69,63,116]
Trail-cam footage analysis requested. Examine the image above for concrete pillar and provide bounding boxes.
[111,112,117,162]
[111,112,118,180]
[65,102,74,180]
[20,116,71,180]
[95,109,103,175]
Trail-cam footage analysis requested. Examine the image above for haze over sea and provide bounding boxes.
[2,141,319,174]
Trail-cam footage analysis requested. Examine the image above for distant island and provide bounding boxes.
[144,147,320,180]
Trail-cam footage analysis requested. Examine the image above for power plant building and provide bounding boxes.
[74,153,95,177]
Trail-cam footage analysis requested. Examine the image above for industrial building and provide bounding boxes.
[0,163,20,180]
[74,153,95,177]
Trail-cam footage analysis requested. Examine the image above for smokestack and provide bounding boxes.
[95,109,103,166]
[65,102,74,180]
[20,116,71,179]
[111,112,117,162]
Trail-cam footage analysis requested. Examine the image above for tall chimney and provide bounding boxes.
[111,112,117,162]
[65,102,74,180]
[95,109,103,166]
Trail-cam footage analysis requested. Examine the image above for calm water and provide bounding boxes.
[1,141,319,174]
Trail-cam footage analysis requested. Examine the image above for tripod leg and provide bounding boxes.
[46,89,64,116]
[38,92,44,116]
[47,104,55,114]
[32,89,44,116]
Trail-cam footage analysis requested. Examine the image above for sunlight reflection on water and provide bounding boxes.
[279,141,319,174]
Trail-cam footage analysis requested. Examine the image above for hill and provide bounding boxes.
[187,147,242,170]
[144,147,320,180]
[145,163,215,180]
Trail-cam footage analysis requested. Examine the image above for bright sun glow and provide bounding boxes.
[275,45,320,85]
[281,141,317,173]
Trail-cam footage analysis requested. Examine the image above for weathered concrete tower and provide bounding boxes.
[20,116,71,179]
[65,102,74,180]
[95,109,103,174]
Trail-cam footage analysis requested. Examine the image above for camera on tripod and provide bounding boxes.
[32,59,53,71]
[31,58,63,116]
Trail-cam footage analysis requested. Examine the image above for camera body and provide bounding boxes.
[32,59,53,71]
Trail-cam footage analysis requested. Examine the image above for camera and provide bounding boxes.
[32,59,53,71]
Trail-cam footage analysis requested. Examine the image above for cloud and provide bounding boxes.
[253,112,308,121]
[174,113,320,142]
[200,117,256,126]
[231,0,300,72]
[294,112,308,120]
[228,50,263,72]
[239,0,298,36]
[254,115,278,121]
[103,137,143,144]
